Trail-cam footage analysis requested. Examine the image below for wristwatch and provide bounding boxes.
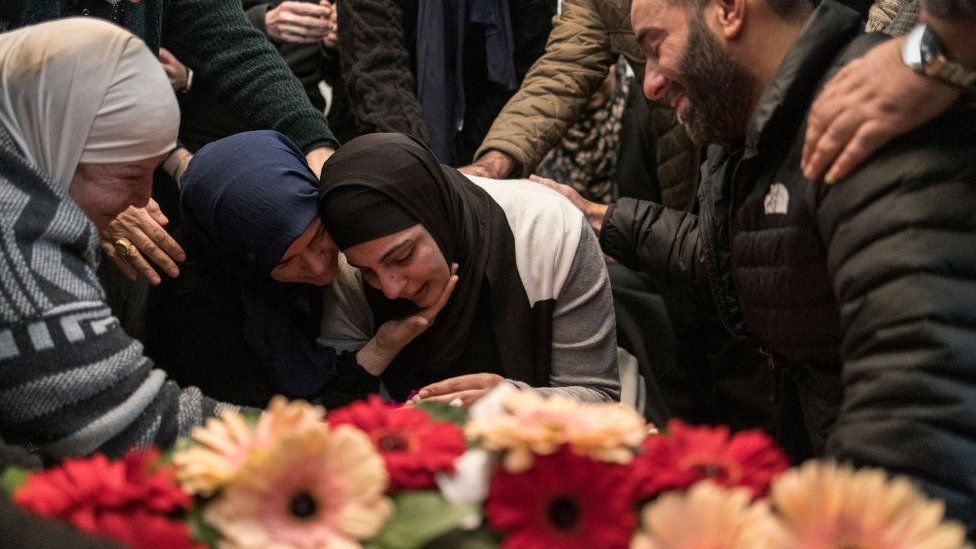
[902,23,976,93]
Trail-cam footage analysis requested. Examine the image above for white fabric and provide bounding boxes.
[464,175,584,306]
[0,18,179,189]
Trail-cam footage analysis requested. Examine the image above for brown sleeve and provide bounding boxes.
[473,0,618,176]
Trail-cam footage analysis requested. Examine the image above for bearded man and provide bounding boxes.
[534,0,976,531]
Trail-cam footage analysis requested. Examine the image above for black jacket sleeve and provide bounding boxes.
[814,108,976,530]
[599,198,712,306]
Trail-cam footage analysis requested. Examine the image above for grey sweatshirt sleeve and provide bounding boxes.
[509,219,622,403]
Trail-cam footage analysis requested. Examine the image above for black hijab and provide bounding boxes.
[319,133,547,398]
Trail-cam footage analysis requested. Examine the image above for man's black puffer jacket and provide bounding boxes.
[600,1,976,532]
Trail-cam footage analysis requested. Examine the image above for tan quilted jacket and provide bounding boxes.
[474,0,701,209]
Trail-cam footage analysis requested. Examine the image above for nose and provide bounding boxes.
[379,271,408,300]
[301,249,335,281]
[642,65,668,101]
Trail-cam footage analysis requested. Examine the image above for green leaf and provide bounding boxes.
[186,502,220,548]
[366,490,478,549]
[425,527,500,549]
[414,401,469,426]
[0,467,30,494]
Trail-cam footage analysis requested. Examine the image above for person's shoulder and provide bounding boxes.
[465,175,585,235]
[464,175,587,303]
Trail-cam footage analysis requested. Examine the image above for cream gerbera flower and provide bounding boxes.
[631,481,789,549]
[253,396,327,448]
[466,391,649,472]
[173,407,256,496]
[204,425,393,549]
[173,397,326,496]
[769,461,967,549]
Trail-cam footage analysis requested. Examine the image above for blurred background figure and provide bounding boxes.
[336,0,557,166]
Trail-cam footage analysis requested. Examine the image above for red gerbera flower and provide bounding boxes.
[485,446,636,549]
[328,395,466,489]
[631,419,789,501]
[14,449,200,549]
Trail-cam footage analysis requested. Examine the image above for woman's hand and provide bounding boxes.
[99,198,186,285]
[356,263,459,375]
[265,1,333,44]
[412,373,506,407]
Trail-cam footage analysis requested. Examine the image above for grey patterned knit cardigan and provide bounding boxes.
[0,125,220,459]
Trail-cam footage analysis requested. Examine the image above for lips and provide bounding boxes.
[672,95,691,124]
[404,282,427,303]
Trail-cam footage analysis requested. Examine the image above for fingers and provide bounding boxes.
[158,47,176,64]
[102,206,186,284]
[414,389,485,408]
[99,240,139,281]
[282,0,331,17]
[417,373,493,398]
[802,73,857,181]
[803,107,863,183]
[824,120,891,183]
[145,197,169,226]
[419,263,459,322]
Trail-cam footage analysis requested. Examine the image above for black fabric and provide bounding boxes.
[319,133,542,399]
[324,187,420,250]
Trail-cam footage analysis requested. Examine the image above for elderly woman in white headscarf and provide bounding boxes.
[0,18,224,458]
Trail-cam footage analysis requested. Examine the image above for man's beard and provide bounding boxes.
[669,15,757,148]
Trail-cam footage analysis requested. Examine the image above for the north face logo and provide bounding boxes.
[763,183,789,214]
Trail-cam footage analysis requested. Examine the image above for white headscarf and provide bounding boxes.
[0,18,179,189]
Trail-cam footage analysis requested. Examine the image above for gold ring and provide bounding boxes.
[113,237,135,259]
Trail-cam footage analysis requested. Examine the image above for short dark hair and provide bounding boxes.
[668,0,813,21]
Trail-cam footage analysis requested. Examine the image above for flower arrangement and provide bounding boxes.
[2,388,968,549]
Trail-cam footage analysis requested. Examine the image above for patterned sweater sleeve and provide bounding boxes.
[0,141,221,459]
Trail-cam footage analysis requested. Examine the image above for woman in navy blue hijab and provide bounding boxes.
[146,131,448,406]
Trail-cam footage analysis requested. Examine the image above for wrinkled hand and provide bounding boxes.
[801,37,961,183]
[357,264,459,375]
[158,48,189,91]
[458,150,517,179]
[306,147,335,179]
[99,198,185,285]
[321,1,338,49]
[412,373,506,407]
[265,1,332,44]
[529,174,608,235]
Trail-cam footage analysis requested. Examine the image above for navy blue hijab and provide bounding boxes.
[180,130,336,398]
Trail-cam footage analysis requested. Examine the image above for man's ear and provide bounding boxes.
[712,0,745,39]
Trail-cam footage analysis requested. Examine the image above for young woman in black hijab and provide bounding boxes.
[318,133,622,407]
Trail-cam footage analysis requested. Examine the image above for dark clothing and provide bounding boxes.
[601,1,976,530]
[146,247,378,408]
[922,0,976,17]
[7,0,337,152]
[337,0,555,165]
[177,0,356,152]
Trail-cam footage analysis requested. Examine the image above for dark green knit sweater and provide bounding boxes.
[11,0,337,152]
